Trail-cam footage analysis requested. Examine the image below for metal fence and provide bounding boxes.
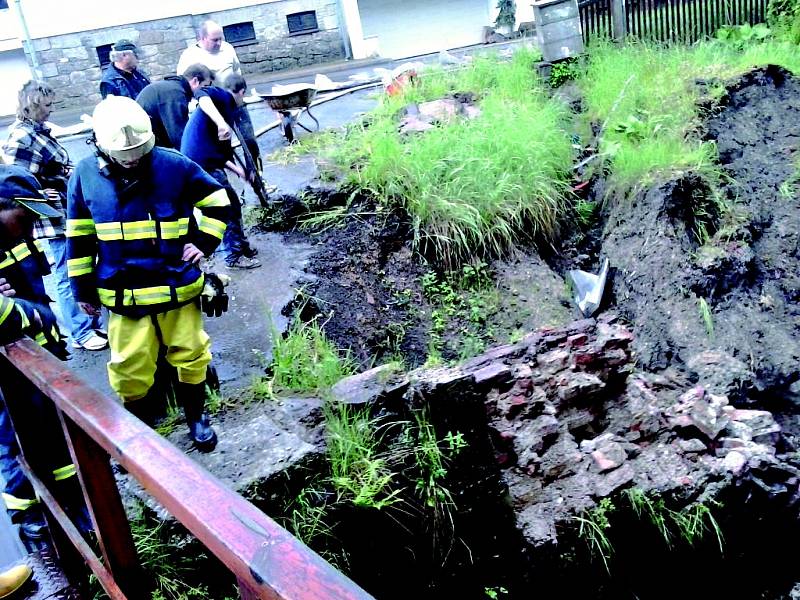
[580,0,614,43]
[579,0,769,44]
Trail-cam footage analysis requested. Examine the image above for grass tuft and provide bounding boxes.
[698,296,714,337]
[316,49,574,266]
[574,498,616,573]
[266,316,355,396]
[324,402,403,509]
[581,39,800,201]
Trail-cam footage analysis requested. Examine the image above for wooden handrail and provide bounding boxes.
[0,339,374,600]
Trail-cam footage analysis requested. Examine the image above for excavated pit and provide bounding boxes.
[252,66,800,598]
[248,316,800,599]
[118,66,800,598]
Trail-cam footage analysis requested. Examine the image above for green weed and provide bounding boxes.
[574,498,616,573]
[460,260,493,290]
[716,22,772,48]
[420,266,501,362]
[269,316,356,395]
[575,199,598,227]
[581,40,766,198]
[287,487,333,545]
[626,489,724,553]
[778,181,795,199]
[671,502,725,552]
[249,375,273,402]
[549,59,581,87]
[768,0,800,43]
[107,503,216,600]
[625,488,672,546]
[298,205,349,233]
[698,297,714,337]
[484,586,509,599]
[324,402,403,509]
[408,409,465,518]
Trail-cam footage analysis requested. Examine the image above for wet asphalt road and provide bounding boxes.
[57,82,382,399]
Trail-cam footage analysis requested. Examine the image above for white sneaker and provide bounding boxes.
[72,333,108,351]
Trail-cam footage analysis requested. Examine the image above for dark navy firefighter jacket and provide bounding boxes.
[66,147,230,318]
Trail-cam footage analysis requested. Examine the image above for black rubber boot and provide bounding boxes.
[125,396,161,427]
[13,507,49,552]
[178,382,217,452]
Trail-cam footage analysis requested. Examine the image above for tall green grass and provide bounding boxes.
[582,41,719,194]
[324,402,402,509]
[268,317,355,395]
[330,50,575,267]
[582,39,800,196]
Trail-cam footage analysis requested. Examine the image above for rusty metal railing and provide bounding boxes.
[0,338,373,600]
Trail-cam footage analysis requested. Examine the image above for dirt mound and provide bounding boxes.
[602,66,800,402]
[278,197,432,368]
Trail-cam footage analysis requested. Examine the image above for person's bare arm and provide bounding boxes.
[197,96,232,141]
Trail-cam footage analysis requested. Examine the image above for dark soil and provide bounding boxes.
[270,193,432,368]
[601,65,800,403]
[253,65,800,599]
[269,191,574,370]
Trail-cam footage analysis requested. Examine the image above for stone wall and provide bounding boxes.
[26,0,345,110]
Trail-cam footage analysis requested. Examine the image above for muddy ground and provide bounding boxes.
[605,65,800,404]
[232,64,800,598]
[269,66,800,403]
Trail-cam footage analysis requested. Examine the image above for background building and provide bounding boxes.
[0,0,532,114]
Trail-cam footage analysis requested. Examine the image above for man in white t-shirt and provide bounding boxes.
[177,20,241,83]
[177,20,264,201]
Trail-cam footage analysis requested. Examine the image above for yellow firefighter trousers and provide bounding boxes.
[107,301,211,403]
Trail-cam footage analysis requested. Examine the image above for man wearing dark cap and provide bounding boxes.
[99,39,151,100]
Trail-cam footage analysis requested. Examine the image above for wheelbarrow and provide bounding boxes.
[257,84,319,144]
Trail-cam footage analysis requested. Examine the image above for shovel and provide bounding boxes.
[569,257,609,317]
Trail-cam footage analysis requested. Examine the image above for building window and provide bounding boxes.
[96,43,113,67]
[223,21,256,46]
[287,11,318,35]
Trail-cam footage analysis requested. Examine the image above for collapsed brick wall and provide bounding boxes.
[334,313,789,549]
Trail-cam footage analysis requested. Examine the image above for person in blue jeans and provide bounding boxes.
[2,80,106,350]
[46,236,106,349]
[180,84,261,270]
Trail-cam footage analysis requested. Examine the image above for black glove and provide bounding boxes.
[201,273,230,318]
[14,299,70,360]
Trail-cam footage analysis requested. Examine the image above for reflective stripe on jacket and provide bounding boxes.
[66,147,230,318]
[0,239,50,305]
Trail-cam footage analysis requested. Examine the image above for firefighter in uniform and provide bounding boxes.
[0,294,40,597]
[66,96,231,452]
[0,165,78,548]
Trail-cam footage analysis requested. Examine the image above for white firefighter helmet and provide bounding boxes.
[92,96,155,165]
